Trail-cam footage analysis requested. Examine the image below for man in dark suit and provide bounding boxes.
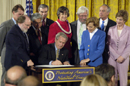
[38,32,70,65]
[99,4,116,63]
[0,4,24,86]
[4,15,34,71]
[27,13,47,65]
[38,4,54,41]
[71,6,89,65]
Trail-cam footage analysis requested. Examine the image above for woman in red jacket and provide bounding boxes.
[48,6,73,64]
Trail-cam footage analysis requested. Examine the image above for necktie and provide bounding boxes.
[101,21,104,31]
[23,33,29,44]
[37,29,42,44]
[23,33,29,51]
[42,19,45,26]
[56,49,59,60]
[78,24,84,49]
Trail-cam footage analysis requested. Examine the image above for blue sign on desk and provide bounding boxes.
[42,67,95,83]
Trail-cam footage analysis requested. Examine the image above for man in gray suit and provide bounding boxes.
[71,6,89,65]
[0,4,24,86]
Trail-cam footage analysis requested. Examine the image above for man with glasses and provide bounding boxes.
[4,15,34,71]
[71,6,89,65]
[27,13,47,65]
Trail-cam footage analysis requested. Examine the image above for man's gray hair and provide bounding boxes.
[101,4,111,12]
[31,13,42,22]
[76,6,89,15]
[55,32,68,41]
[38,4,49,11]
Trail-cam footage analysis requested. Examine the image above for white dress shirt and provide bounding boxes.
[99,18,108,31]
[89,28,98,40]
[77,19,86,43]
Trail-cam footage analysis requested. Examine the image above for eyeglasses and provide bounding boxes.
[79,15,88,18]
[33,21,42,25]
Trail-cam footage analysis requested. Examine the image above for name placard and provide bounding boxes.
[42,67,95,83]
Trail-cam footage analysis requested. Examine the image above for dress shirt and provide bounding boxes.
[77,19,86,43]
[89,28,98,40]
[118,29,122,37]
[99,18,108,31]
[49,44,60,65]
[12,18,16,24]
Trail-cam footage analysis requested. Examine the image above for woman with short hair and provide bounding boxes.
[108,10,130,86]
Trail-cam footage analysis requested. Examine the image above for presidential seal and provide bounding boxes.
[45,71,55,81]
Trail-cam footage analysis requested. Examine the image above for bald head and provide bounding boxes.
[5,66,27,86]
[18,76,42,86]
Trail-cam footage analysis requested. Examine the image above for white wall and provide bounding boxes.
[0,0,26,24]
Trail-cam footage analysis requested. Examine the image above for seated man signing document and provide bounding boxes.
[38,32,70,65]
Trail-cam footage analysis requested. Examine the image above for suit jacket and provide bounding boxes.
[38,43,69,65]
[101,18,116,63]
[79,29,106,67]
[108,25,130,60]
[4,25,30,71]
[70,20,87,65]
[41,18,54,41]
[0,19,15,65]
[27,26,47,65]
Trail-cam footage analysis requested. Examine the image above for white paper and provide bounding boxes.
[35,65,74,68]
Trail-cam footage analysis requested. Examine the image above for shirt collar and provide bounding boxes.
[12,18,16,24]
[90,28,98,34]
[100,18,108,26]
[32,25,41,31]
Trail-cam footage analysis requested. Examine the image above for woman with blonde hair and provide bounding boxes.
[80,74,108,86]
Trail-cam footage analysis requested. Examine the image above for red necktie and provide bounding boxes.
[43,19,45,26]
[37,29,42,44]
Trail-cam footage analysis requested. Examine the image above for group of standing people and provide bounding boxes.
[0,3,129,86]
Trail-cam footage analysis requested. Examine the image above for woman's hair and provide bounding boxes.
[57,6,69,18]
[80,74,108,86]
[86,17,99,28]
[116,10,128,22]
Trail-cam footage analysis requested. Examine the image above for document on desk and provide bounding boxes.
[35,65,74,68]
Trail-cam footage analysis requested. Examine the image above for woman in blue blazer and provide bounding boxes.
[79,17,106,67]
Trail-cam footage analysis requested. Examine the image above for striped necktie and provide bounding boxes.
[56,49,59,60]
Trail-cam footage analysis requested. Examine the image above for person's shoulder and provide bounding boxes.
[47,18,54,24]
[97,29,106,35]
[49,21,57,27]
[109,25,116,30]
[70,20,77,25]
[0,19,13,27]
[61,47,69,52]
[43,43,54,49]
[125,25,130,31]
[108,18,116,24]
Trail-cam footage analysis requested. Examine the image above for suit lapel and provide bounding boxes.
[51,44,56,60]
[105,18,111,33]
[59,48,65,60]
[9,19,15,26]
[74,21,78,42]
[113,26,119,39]
[119,25,127,38]
[17,25,29,52]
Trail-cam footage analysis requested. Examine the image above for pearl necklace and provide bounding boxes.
[55,21,71,34]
